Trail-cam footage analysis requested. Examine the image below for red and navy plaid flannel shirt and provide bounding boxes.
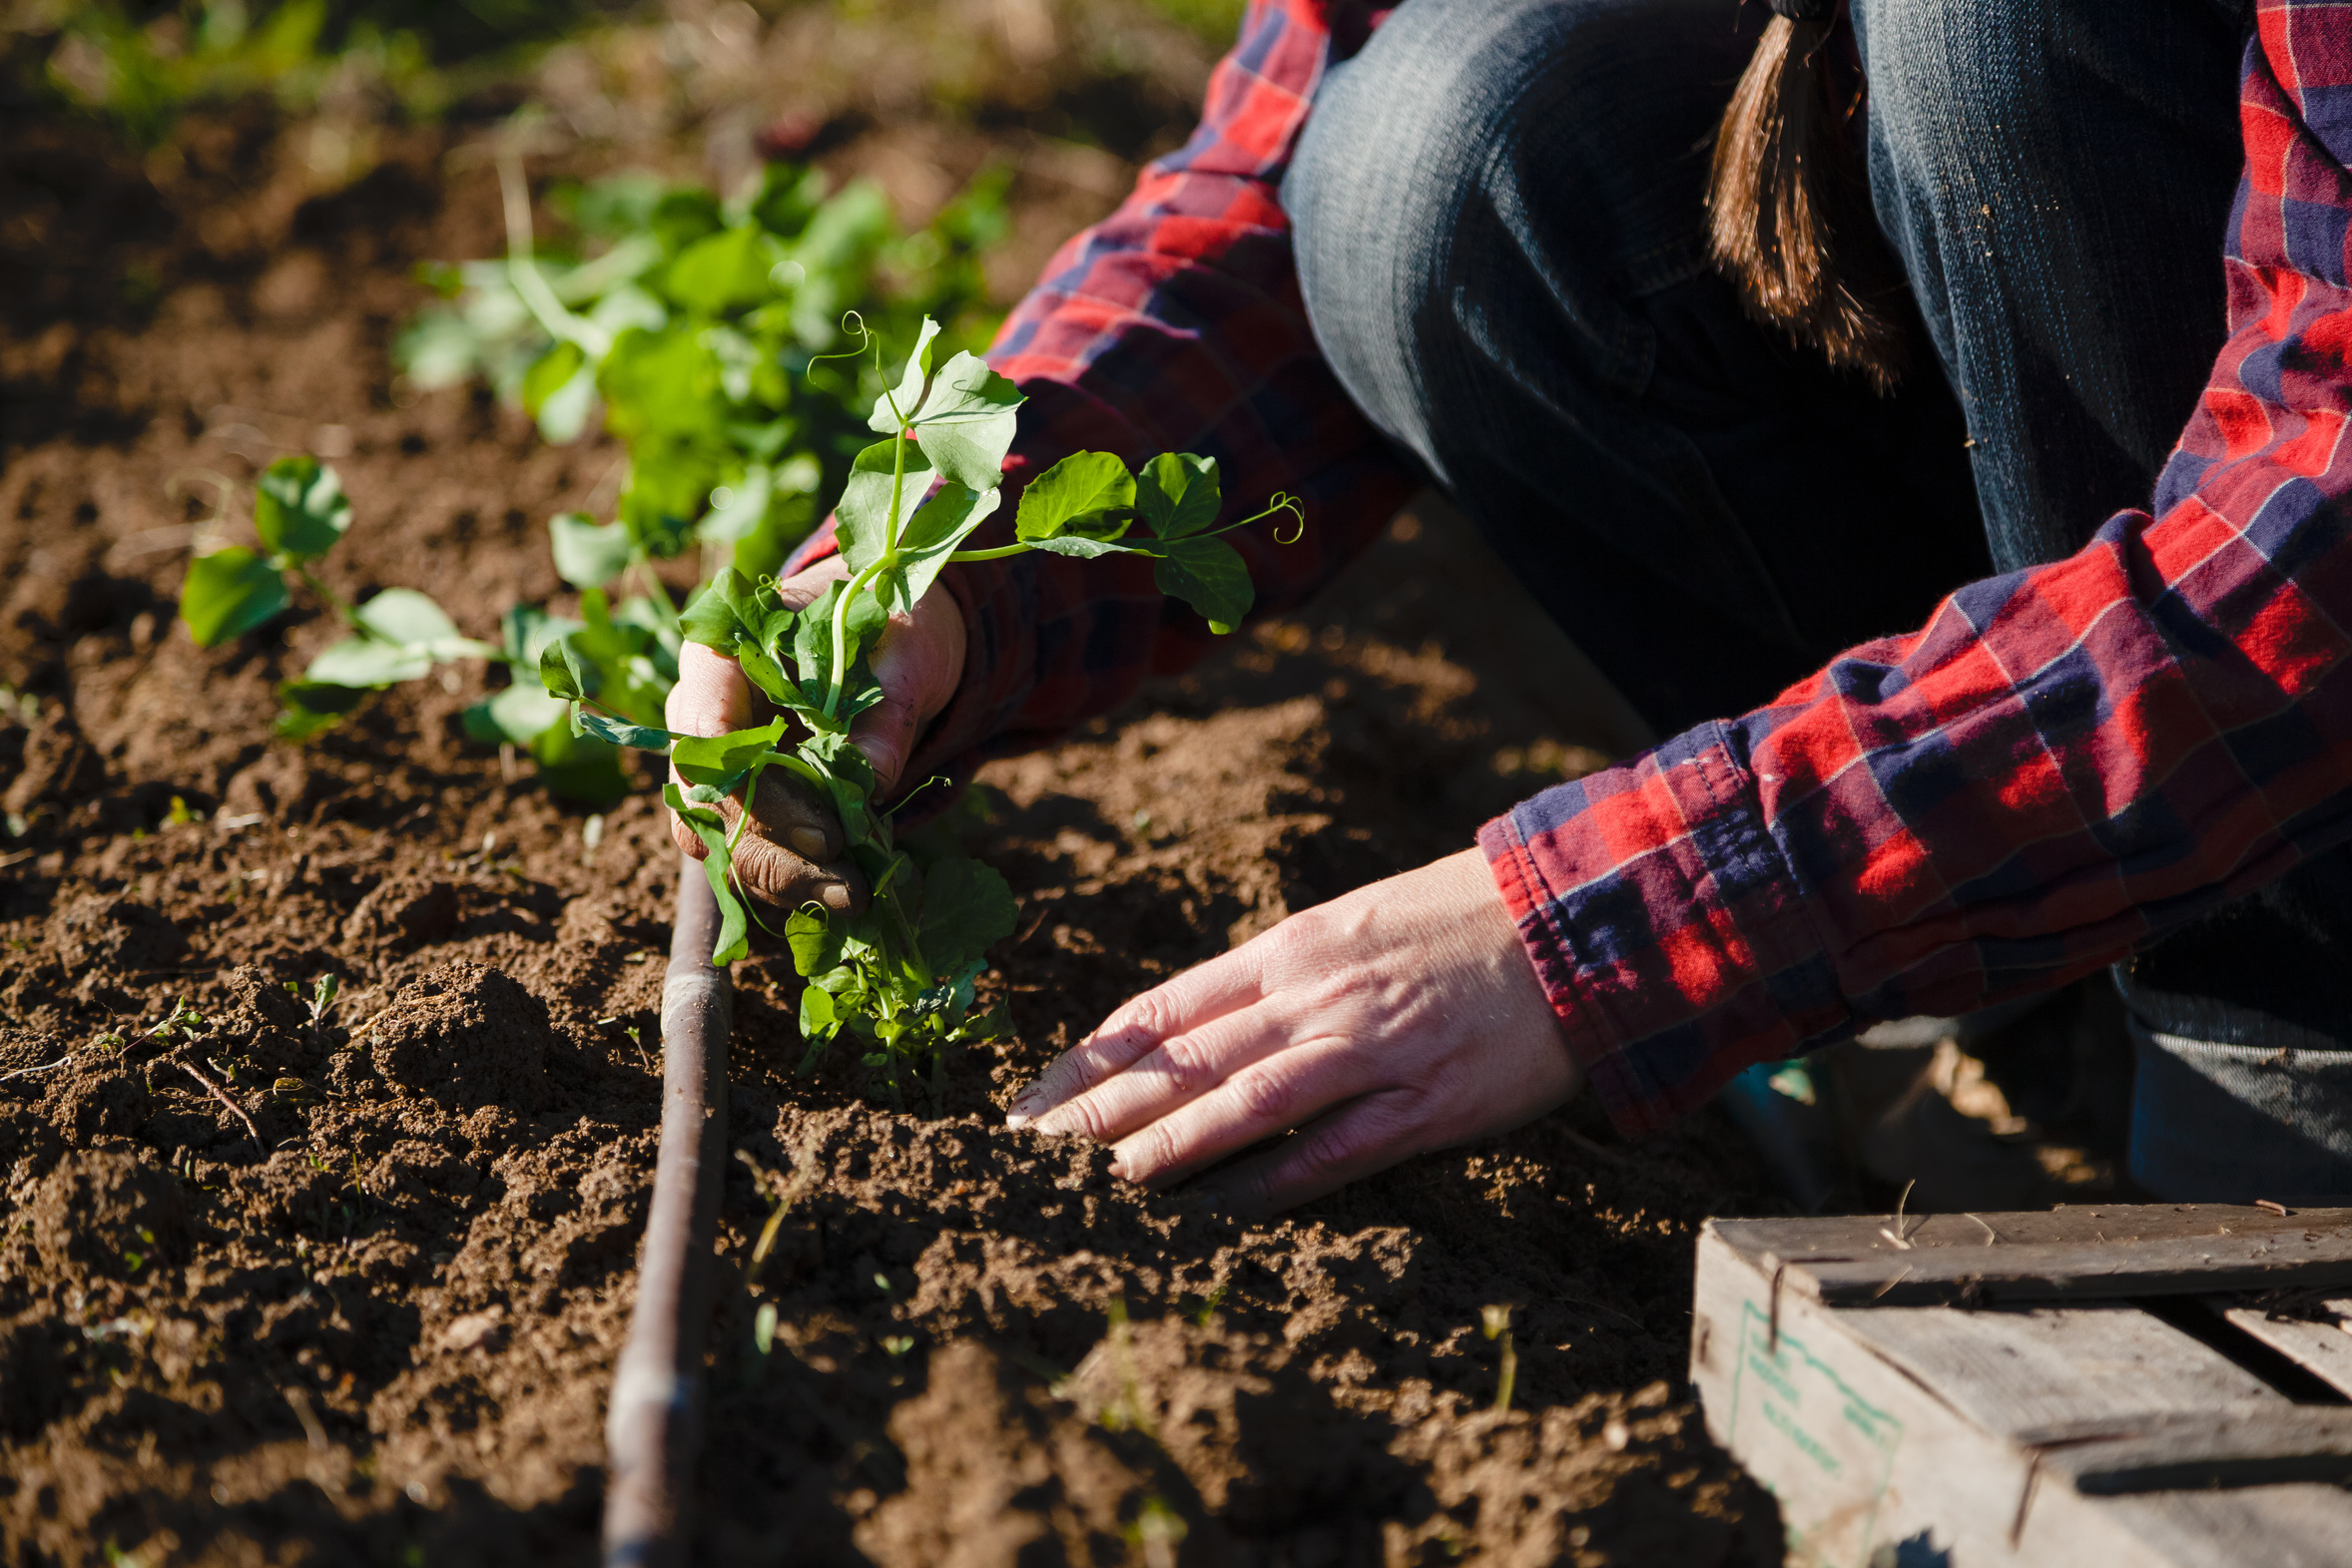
[812,2,2352,1140]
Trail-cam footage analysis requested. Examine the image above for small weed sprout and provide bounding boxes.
[880,1334,914,1356]
[1193,1284,1226,1328]
[753,1303,777,1356]
[1480,1305,1517,1415]
[1127,1497,1188,1568]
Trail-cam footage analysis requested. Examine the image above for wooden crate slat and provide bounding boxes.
[2099,1486,2352,1568]
[2214,1297,2352,1396]
[1690,1213,2352,1566]
[2006,1407,2352,1491]
[1833,1303,2279,1435]
[1714,1205,2352,1266]
[1775,1231,2352,1307]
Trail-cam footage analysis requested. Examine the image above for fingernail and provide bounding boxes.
[820,882,851,911]
[1004,1087,1045,1128]
[789,826,829,859]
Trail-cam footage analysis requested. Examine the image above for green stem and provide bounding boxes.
[823,433,912,719]
[943,542,1036,564]
[498,149,612,360]
[293,564,363,632]
[631,553,679,621]
[822,555,891,718]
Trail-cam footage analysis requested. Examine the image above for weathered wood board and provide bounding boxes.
[1690,1204,2352,1567]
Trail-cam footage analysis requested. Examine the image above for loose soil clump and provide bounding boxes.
[0,101,1779,1566]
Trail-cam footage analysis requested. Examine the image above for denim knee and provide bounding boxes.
[1852,0,2247,564]
[1285,0,1737,486]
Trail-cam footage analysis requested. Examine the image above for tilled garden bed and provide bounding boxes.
[0,101,1780,1567]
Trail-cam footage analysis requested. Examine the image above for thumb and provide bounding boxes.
[849,579,967,798]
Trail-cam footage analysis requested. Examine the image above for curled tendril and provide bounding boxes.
[805,310,876,375]
[1269,494,1306,546]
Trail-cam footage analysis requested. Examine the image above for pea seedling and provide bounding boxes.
[541,317,1300,1102]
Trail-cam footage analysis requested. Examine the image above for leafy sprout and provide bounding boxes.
[538,317,1302,1105]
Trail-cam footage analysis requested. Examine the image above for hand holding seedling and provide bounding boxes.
[1005,847,1584,1212]
[543,314,1303,1106]
[664,551,966,916]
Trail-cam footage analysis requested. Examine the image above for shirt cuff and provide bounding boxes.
[1475,721,1854,1137]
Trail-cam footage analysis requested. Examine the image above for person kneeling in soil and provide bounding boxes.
[673,0,2352,1209]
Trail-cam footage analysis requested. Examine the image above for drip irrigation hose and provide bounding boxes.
[603,859,733,1568]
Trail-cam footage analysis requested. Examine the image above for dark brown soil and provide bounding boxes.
[0,93,1781,1568]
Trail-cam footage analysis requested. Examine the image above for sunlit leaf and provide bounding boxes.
[180,548,288,647]
[549,512,634,590]
[1136,452,1221,540]
[1152,534,1251,633]
[255,455,352,562]
[1015,451,1134,541]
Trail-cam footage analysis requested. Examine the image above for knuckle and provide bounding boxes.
[1153,1033,1216,1094]
[1232,1065,1296,1127]
[1294,1114,1372,1177]
[1061,1093,1114,1145]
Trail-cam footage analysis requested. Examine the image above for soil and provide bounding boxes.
[0,89,1783,1568]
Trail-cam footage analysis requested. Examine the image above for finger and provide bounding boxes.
[745,767,846,864]
[670,810,708,862]
[722,793,871,917]
[1191,1090,1430,1215]
[1108,1031,1368,1189]
[668,641,760,738]
[1024,998,1295,1146]
[850,586,965,797]
[1006,944,1268,1126]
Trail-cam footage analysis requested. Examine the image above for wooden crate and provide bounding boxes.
[1689,1204,2352,1567]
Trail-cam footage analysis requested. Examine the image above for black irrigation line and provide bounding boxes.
[603,859,732,1568]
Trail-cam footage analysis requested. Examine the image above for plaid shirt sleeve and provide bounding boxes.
[789,0,1417,787]
[1481,5,2352,1137]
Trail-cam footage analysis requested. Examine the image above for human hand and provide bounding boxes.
[664,553,967,915]
[1004,846,1583,1211]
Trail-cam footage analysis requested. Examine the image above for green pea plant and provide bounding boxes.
[398,155,1006,587]
[538,317,1302,1106]
[176,155,1006,802]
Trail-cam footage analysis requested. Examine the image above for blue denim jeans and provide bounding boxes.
[1286,0,2352,1200]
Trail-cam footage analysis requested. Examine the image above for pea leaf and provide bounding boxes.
[572,707,675,751]
[255,456,353,563]
[916,856,1017,978]
[671,718,787,788]
[1152,535,1252,633]
[835,437,937,576]
[475,682,570,747]
[868,315,943,433]
[1022,535,1155,560]
[666,782,750,965]
[791,579,890,705]
[882,483,1000,614]
[550,512,634,591]
[522,339,590,438]
[180,547,289,647]
[539,638,590,702]
[1015,451,1134,541]
[787,906,845,977]
[679,567,758,648]
[354,589,490,660]
[275,680,369,741]
[905,352,1022,494]
[798,979,838,1040]
[1136,452,1221,540]
[304,636,434,688]
[665,224,782,315]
